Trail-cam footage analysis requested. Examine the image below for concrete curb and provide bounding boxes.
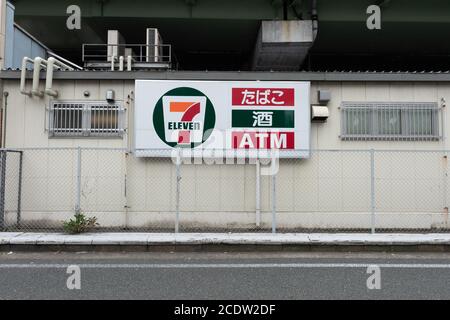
[2,232,450,247]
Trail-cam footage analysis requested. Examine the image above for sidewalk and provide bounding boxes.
[2,232,450,247]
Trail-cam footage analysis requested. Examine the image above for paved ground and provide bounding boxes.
[0,251,450,300]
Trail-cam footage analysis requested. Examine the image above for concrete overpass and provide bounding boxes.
[7,0,450,70]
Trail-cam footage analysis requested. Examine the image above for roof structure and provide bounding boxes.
[2,70,450,82]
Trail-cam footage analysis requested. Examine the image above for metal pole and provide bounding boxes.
[76,147,81,212]
[370,149,376,234]
[175,149,181,233]
[443,152,448,215]
[124,152,129,230]
[272,173,277,234]
[17,151,23,228]
[0,151,6,230]
[256,160,261,228]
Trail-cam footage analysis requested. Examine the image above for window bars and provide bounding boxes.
[341,102,440,141]
[49,101,125,137]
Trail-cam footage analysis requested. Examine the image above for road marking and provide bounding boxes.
[1,263,450,269]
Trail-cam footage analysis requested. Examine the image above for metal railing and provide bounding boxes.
[1,147,450,233]
[82,43,172,65]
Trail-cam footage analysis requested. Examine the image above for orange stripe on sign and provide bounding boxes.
[170,102,194,112]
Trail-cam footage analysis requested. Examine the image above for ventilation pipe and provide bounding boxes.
[127,55,132,71]
[251,1,319,71]
[45,57,75,97]
[20,56,75,98]
[20,57,33,96]
[31,57,47,97]
[119,56,124,71]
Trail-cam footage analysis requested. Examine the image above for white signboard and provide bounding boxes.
[134,80,310,158]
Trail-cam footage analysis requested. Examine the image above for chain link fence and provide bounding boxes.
[0,147,449,233]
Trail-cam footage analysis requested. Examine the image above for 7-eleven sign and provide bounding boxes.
[162,96,206,144]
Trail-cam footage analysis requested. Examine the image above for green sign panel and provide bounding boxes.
[231,110,295,128]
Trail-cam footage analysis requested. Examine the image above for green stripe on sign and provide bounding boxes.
[232,110,295,128]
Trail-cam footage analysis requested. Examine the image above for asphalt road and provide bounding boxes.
[0,251,450,300]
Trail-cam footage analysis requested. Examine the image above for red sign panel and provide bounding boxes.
[232,88,295,106]
[231,131,295,149]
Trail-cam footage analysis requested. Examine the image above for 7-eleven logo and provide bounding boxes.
[162,96,206,145]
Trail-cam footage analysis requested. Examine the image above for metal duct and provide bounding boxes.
[251,20,315,71]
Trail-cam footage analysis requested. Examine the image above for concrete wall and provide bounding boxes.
[2,79,450,231]
[3,79,131,148]
[3,80,448,150]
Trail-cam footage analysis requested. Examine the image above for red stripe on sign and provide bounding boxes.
[181,102,201,121]
[231,132,295,149]
[232,88,295,106]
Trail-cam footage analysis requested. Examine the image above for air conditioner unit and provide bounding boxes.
[107,30,125,62]
[146,28,163,63]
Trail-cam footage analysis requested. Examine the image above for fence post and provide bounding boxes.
[76,147,82,212]
[175,149,181,233]
[0,151,6,230]
[272,173,277,234]
[17,151,23,228]
[443,151,448,215]
[256,160,261,228]
[370,149,376,234]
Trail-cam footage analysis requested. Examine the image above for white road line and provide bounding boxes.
[0,263,450,269]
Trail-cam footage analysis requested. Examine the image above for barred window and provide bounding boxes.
[341,102,440,141]
[49,101,125,137]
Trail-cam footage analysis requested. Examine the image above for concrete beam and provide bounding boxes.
[9,0,450,23]
[10,0,284,20]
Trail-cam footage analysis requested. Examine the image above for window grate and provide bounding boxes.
[341,102,440,141]
[49,101,124,137]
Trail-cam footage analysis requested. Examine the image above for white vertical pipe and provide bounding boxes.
[127,56,132,71]
[119,56,124,71]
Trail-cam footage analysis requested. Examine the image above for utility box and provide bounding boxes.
[318,90,331,104]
